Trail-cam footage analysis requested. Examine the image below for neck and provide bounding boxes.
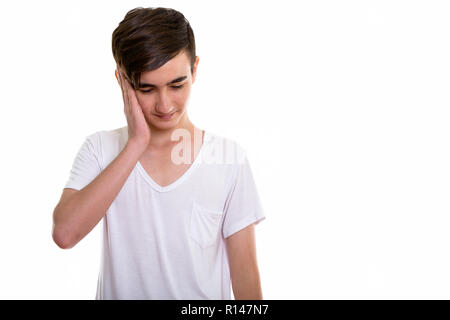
[145,113,197,152]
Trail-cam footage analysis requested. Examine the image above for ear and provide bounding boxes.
[192,56,199,84]
[115,69,119,84]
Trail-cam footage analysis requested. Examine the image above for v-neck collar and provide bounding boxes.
[135,130,209,193]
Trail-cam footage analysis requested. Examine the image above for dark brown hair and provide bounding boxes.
[112,7,196,90]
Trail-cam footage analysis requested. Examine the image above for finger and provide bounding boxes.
[119,71,130,99]
[125,88,131,109]
[116,66,122,82]
[117,70,127,107]
[118,73,125,98]
[128,84,140,107]
[121,73,133,105]
[118,67,127,89]
[117,70,130,114]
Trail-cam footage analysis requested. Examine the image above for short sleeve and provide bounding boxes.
[64,132,102,191]
[222,152,266,239]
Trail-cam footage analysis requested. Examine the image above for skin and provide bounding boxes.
[226,224,263,299]
[115,50,263,299]
[115,50,199,154]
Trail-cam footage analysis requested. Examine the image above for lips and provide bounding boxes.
[154,111,176,120]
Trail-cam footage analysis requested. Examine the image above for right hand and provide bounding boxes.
[116,66,151,150]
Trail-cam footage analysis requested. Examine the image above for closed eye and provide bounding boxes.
[140,85,184,93]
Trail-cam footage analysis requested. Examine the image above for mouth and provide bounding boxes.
[154,111,176,120]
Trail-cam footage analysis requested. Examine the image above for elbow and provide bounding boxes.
[52,210,75,250]
[52,225,74,249]
[52,233,73,250]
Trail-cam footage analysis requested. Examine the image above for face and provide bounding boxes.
[135,50,199,132]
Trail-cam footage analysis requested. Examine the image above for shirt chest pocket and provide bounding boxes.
[189,201,224,248]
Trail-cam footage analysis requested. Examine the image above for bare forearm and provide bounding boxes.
[53,140,145,248]
[232,272,263,300]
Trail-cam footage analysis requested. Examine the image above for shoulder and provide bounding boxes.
[91,126,128,148]
[94,126,126,141]
[84,126,128,168]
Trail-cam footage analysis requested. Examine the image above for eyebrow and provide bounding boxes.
[138,76,187,88]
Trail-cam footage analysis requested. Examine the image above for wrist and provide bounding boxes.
[126,139,147,156]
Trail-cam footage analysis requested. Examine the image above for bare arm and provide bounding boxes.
[52,140,145,249]
[53,66,151,249]
[226,224,263,299]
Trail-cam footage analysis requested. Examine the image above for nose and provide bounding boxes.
[155,88,174,115]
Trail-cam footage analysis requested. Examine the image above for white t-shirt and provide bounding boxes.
[63,126,266,299]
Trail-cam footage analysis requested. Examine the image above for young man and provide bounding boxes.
[52,7,266,300]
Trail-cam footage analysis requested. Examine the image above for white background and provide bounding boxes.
[0,0,449,299]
